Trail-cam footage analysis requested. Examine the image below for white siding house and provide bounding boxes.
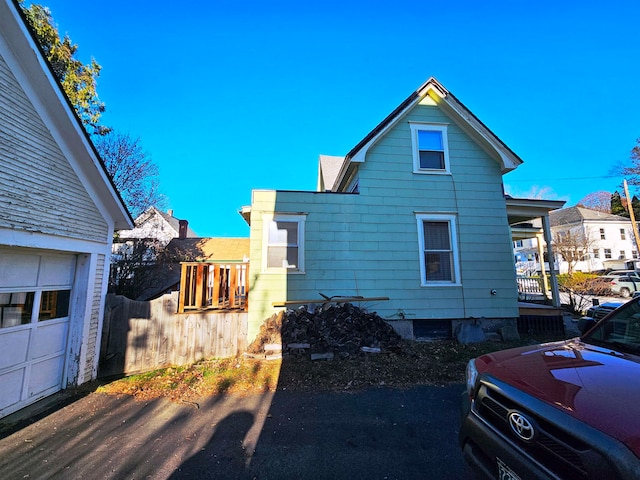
[0,0,133,417]
[550,207,639,273]
[115,206,197,248]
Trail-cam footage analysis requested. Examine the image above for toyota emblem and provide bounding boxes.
[508,411,535,441]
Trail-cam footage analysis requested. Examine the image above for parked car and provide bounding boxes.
[601,275,640,298]
[577,301,624,333]
[460,298,640,479]
[607,270,640,279]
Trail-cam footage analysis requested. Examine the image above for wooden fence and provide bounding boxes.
[99,292,248,377]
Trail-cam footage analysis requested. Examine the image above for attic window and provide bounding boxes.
[410,123,449,173]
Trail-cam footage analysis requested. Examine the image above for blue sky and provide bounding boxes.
[32,0,640,237]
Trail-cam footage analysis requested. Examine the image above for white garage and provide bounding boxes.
[0,249,77,415]
[0,1,133,418]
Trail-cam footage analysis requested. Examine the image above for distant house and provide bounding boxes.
[109,207,198,296]
[115,206,198,248]
[549,206,639,272]
[112,206,197,262]
[0,0,133,417]
[512,218,560,276]
[234,77,562,341]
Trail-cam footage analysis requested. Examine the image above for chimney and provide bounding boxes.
[167,209,174,217]
[178,220,188,239]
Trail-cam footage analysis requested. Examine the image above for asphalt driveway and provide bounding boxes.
[0,384,475,480]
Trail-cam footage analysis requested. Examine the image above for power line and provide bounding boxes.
[506,175,620,183]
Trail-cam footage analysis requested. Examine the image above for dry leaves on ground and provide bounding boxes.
[97,338,543,403]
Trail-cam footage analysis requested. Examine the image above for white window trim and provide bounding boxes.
[415,213,460,286]
[261,213,306,274]
[410,123,450,174]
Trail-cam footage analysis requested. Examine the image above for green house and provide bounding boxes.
[240,77,558,341]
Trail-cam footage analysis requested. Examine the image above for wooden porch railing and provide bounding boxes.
[178,262,249,313]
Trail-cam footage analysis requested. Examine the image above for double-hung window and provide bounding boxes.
[263,214,306,273]
[410,123,449,173]
[416,214,459,285]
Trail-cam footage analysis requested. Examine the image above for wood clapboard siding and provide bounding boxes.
[0,54,108,242]
[83,254,105,381]
[248,102,517,339]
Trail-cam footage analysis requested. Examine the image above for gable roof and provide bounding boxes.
[329,77,524,192]
[1,0,133,229]
[550,206,631,227]
[132,206,198,238]
[317,155,345,192]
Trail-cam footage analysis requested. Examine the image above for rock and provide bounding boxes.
[455,323,487,344]
[311,352,334,361]
[499,325,520,342]
[361,346,382,353]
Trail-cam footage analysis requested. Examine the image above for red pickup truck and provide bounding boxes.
[460,298,640,479]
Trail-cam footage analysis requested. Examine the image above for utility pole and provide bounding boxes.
[623,179,640,266]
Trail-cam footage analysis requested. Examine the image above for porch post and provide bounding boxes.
[536,232,551,297]
[541,214,561,307]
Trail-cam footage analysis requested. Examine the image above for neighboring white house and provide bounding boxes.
[111,206,197,263]
[516,206,639,274]
[512,218,561,275]
[114,206,197,248]
[0,0,133,417]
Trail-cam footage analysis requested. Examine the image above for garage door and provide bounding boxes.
[0,249,76,416]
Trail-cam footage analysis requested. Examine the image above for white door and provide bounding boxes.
[0,249,76,417]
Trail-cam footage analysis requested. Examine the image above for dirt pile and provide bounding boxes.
[247,303,402,356]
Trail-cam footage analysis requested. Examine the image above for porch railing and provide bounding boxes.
[516,276,544,295]
[178,262,249,313]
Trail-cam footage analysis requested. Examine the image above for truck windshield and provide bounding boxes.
[584,299,640,354]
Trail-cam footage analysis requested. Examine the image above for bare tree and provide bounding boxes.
[94,131,165,217]
[577,191,612,213]
[552,229,593,275]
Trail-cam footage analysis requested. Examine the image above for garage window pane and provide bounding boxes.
[0,292,35,328]
[39,290,71,321]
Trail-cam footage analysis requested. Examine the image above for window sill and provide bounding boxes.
[261,269,306,275]
[413,169,451,175]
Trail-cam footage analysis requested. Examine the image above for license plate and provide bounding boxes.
[497,458,521,480]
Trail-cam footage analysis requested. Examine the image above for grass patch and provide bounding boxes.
[97,335,567,402]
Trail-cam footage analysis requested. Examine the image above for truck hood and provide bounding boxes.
[476,339,640,456]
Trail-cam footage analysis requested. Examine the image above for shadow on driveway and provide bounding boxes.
[0,384,474,479]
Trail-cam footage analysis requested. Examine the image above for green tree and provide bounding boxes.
[21,2,166,216]
[610,191,640,219]
[611,191,626,216]
[632,195,640,219]
[20,2,108,135]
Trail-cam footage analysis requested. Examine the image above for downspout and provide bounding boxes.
[541,214,561,307]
